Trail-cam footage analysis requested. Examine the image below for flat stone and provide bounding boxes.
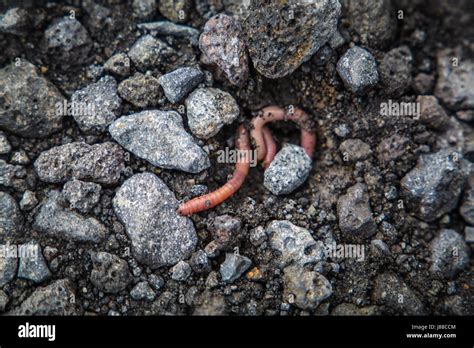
[219,253,251,283]
[158,67,204,103]
[17,241,51,283]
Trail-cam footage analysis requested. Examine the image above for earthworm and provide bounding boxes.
[262,126,277,169]
[177,125,251,216]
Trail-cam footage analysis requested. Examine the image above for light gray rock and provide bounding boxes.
[430,229,470,278]
[128,34,173,71]
[0,244,18,287]
[0,60,64,137]
[185,87,239,139]
[63,180,101,213]
[464,226,474,243]
[283,265,332,310]
[339,139,372,162]
[132,0,156,20]
[34,142,125,185]
[17,241,51,283]
[9,279,79,315]
[158,67,204,103]
[130,281,156,301]
[401,149,469,222]
[171,261,192,281]
[0,192,22,242]
[109,110,210,173]
[264,144,312,195]
[137,21,200,46]
[0,7,30,35]
[0,159,25,189]
[90,252,132,293]
[337,46,379,93]
[219,253,251,283]
[266,220,324,268]
[148,274,165,291]
[0,131,11,155]
[33,191,107,243]
[112,172,197,268]
[71,75,122,133]
[19,191,38,211]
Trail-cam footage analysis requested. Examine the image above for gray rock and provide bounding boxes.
[112,172,197,268]
[376,134,409,165]
[264,144,312,195]
[33,190,107,243]
[435,48,474,110]
[266,220,324,268]
[456,110,474,123]
[464,226,474,243]
[118,73,162,108]
[199,14,249,86]
[430,229,470,278]
[379,46,413,97]
[460,183,474,225]
[158,67,204,103]
[0,60,64,137]
[339,139,372,162]
[0,159,25,189]
[345,0,396,48]
[0,7,30,35]
[283,265,332,310]
[103,53,131,77]
[249,226,267,247]
[337,183,376,238]
[132,0,157,20]
[417,95,450,130]
[219,253,251,283]
[158,0,192,23]
[9,279,79,315]
[185,87,239,139]
[130,281,156,301]
[34,142,125,185]
[19,191,38,211]
[10,150,29,165]
[0,244,18,287]
[413,72,435,95]
[372,273,426,315]
[17,241,51,283]
[44,17,92,67]
[0,131,11,155]
[71,76,122,133]
[63,180,101,213]
[401,149,469,222]
[90,252,132,293]
[109,110,210,173]
[0,192,23,242]
[148,274,165,291]
[128,34,173,71]
[138,21,200,46]
[0,289,8,312]
[243,0,341,78]
[171,260,192,281]
[208,214,241,251]
[337,46,379,93]
[190,250,211,274]
[329,30,345,49]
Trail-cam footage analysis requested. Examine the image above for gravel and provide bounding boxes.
[90,251,132,293]
[70,75,122,133]
[130,281,156,301]
[430,229,470,279]
[337,46,379,93]
[158,67,204,103]
[379,46,413,97]
[34,142,125,185]
[112,172,197,268]
[63,180,101,213]
[158,0,192,23]
[185,87,239,139]
[417,95,450,130]
[190,250,211,274]
[103,53,131,77]
[0,192,23,242]
[19,191,38,211]
[199,14,249,86]
[0,7,30,35]
[339,139,372,162]
[0,60,64,137]
[171,261,192,281]
[263,144,313,195]
[118,73,162,107]
[109,110,210,173]
[128,34,173,72]
[401,149,469,222]
[0,131,11,154]
[17,241,51,283]
[243,0,341,78]
[219,253,251,283]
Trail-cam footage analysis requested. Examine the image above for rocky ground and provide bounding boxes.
[0,0,473,316]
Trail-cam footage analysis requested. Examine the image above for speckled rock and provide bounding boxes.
[33,190,107,243]
[63,180,101,213]
[345,0,396,48]
[128,34,173,71]
[435,48,474,110]
[376,134,409,165]
[266,220,324,268]
[0,60,64,137]
[44,17,92,67]
[112,172,197,268]
[430,229,470,279]
[0,131,11,155]
[103,53,131,77]
[19,191,38,211]
[263,144,312,195]
[71,75,122,133]
[158,0,192,23]
[339,139,372,162]
[220,253,251,283]
[379,46,413,97]
[109,110,210,173]
[185,87,239,139]
[130,281,156,301]
[199,14,249,86]
[283,265,332,310]
[337,183,376,238]
[0,245,18,287]
[17,241,51,284]
[132,0,157,20]
[171,261,192,281]
[118,73,162,108]
[158,67,204,103]
[137,21,200,46]
[34,142,125,185]
[0,192,23,242]
[90,252,132,294]
[401,149,469,222]
[0,7,30,35]
[460,182,474,225]
[9,279,79,315]
[243,0,341,78]
[190,250,211,274]
[337,46,379,93]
